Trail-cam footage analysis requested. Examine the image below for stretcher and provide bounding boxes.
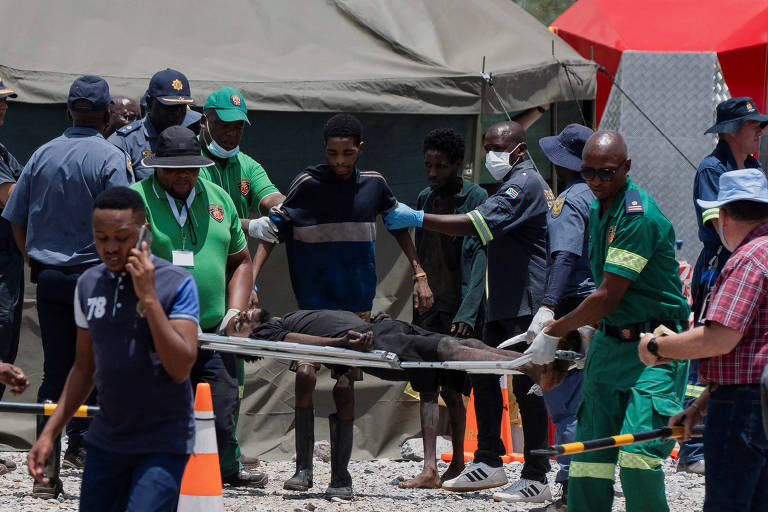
[196,333,573,374]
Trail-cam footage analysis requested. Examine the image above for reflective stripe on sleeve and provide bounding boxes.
[685,384,706,398]
[701,208,719,224]
[570,461,616,480]
[605,247,648,274]
[466,210,493,245]
[617,450,662,470]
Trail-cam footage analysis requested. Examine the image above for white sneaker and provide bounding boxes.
[492,477,552,503]
[441,462,508,491]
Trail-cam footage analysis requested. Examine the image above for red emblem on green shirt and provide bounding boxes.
[209,204,224,222]
[239,178,250,196]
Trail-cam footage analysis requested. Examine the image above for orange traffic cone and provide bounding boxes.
[441,377,524,463]
[177,383,224,512]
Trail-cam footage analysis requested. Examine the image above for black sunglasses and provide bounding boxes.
[580,159,626,181]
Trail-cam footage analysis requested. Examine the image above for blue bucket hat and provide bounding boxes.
[538,123,594,172]
[705,97,768,134]
[696,169,768,209]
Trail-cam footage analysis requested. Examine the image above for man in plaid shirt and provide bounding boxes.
[638,168,768,511]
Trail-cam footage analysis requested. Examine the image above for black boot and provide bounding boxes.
[284,407,314,491]
[325,413,353,500]
[33,411,63,499]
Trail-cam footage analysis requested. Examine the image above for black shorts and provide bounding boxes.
[361,320,468,395]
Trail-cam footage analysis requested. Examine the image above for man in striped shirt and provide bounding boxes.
[250,114,433,499]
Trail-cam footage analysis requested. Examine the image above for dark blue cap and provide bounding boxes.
[67,75,111,112]
[147,69,193,106]
[538,123,594,172]
[705,97,768,134]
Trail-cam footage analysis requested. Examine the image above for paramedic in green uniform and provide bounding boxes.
[197,86,286,475]
[526,130,689,512]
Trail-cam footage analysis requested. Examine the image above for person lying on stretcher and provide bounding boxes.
[230,308,581,489]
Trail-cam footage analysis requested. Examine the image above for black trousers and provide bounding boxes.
[36,268,95,449]
[472,315,550,481]
[190,344,238,473]
[0,252,24,399]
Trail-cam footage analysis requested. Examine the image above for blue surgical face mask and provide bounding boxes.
[203,117,239,158]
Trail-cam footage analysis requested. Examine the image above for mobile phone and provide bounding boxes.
[135,224,152,250]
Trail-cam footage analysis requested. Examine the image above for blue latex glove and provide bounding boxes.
[383,202,424,230]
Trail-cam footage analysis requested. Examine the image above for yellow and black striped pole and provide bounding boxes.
[0,401,99,418]
[531,425,704,457]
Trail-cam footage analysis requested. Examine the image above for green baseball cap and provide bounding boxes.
[204,86,250,125]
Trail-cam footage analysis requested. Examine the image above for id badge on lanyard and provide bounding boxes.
[167,190,196,267]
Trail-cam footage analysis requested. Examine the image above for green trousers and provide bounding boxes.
[568,331,687,512]
[221,358,245,477]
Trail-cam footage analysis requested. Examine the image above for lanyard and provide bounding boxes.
[166,189,196,250]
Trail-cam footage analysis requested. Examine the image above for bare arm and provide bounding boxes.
[421,213,478,237]
[225,247,253,333]
[253,242,276,282]
[512,104,550,131]
[126,244,198,383]
[394,230,434,313]
[546,271,632,337]
[0,182,14,208]
[28,328,95,482]
[284,330,373,351]
[258,192,285,216]
[638,322,742,366]
[10,222,27,261]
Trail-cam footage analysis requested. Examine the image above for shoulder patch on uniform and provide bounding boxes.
[125,154,133,174]
[551,197,565,218]
[116,123,141,136]
[625,189,644,215]
[505,186,520,198]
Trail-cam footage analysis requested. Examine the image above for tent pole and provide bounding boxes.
[550,102,558,195]
[473,57,488,185]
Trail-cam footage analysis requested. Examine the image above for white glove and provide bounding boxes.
[497,332,528,349]
[248,216,279,243]
[526,306,555,343]
[524,329,560,364]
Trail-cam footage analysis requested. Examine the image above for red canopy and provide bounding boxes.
[551,0,768,122]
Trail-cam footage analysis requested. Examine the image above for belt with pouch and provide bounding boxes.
[600,319,683,342]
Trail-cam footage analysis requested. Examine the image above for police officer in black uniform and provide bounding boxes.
[0,77,23,404]
[384,120,555,501]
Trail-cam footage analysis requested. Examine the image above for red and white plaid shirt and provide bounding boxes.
[700,223,768,385]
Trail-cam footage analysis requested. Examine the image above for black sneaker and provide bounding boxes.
[63,446,86,470]
[222,468,268,488]
[33,477,63,499]
[0,457,17,471]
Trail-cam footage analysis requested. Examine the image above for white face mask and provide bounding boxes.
[485,143,522,181]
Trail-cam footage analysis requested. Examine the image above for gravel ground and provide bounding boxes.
[0,450,704,511]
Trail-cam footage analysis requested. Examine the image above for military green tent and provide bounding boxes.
[0,0,594,458]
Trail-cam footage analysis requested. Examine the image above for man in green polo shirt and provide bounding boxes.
[130,125,266,487]
[197,86,286,473]
[525,130,688,512]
